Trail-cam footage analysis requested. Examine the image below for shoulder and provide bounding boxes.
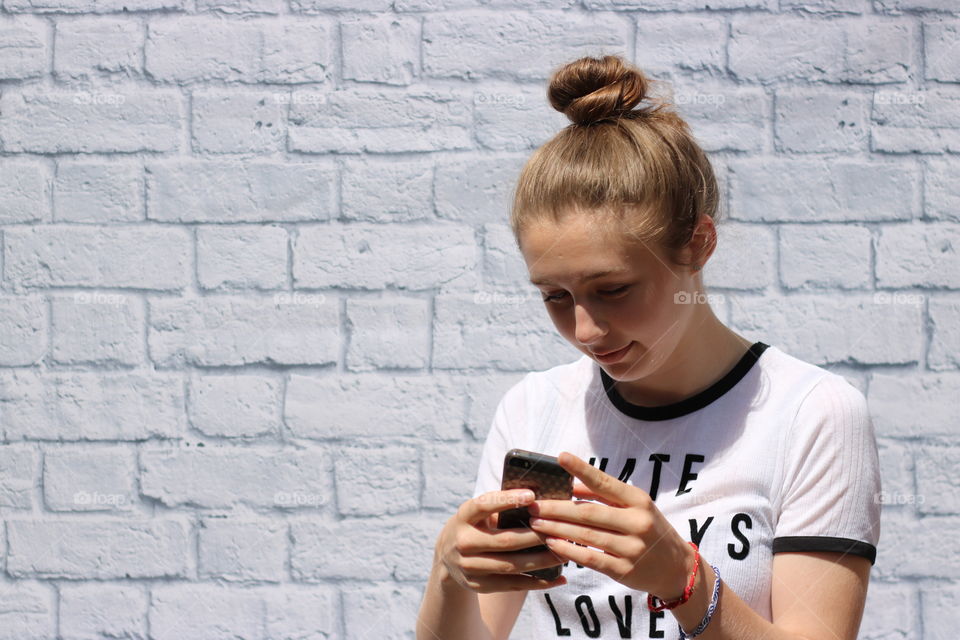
[759,345,869,416]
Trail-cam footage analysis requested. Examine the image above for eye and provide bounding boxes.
[541,291,568,303]
[597,285,630,296]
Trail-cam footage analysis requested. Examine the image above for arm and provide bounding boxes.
[416,558,493,640]
[671,549,871,640]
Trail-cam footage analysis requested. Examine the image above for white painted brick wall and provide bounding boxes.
[0,1,956,639]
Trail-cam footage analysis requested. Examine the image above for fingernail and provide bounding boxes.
[529,516,542,525]
[518,490,535,501]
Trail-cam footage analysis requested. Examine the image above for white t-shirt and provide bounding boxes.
[472,341,881,639]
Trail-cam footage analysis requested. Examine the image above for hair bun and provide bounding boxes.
[547,55,664,126]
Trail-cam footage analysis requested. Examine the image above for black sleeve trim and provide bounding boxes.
[773,536,877,565]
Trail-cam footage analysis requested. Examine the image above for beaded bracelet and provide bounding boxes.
[647,541,701,612]
[678,564,722,639]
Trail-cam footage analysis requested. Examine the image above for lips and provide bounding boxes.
[591,343,632,363]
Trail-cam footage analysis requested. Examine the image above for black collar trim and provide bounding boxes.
[599,342,770,421]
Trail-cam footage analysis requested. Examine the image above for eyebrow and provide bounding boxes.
[529,269,628,286]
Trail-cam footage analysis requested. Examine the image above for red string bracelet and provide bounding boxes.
[647,541,701,612]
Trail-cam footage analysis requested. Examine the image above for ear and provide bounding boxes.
[684,214,718,270]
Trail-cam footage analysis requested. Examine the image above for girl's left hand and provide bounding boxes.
[526,451,695,599]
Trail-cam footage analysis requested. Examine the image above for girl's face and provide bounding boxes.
[519,211,701,382]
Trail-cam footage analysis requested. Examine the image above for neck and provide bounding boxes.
[612,306,754,408]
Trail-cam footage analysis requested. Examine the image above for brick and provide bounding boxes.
[293,223,476,290]
[4,226,190,291]
[458,372,526,440]
[482,223,528,289]
[730,294,922,365]
[43,447,136,512]
[703,223,776,290]
[341,585,423,640]
[191,90,286,154]
[145,18,332,84]
[197,0,283,13]
[876,438,915,510]
[291,0,391,10]
[858,582,919,640]
[922,585,960,640]
[140,446,330,510]
[914,446,960,515]
[0,16,47,80]
[288,87,473,153]
[148,584,265,639]
[146,160,336,223]
[0,444,36,509]
[189,374,282,438]
[0,157,50,223]
[198,517,286,581]
[871,88,960,153]
[779,224,872,289]
[876,223,960,288]
[929,296,960,370]
[925,21,960,82]
[341,157,433,222]
[0,295,46,366]
[872,510,960,580]
[263,588,338,640]
[342,15,419,85]
[4,0,185,11]
[6,519,189,579]
[634,15,725,75]
[0,370,185,441]
[54,160,144,222]
[475,84,568,151]
[345,297,430,370]
[290,515,437,581]
[434,154,526,224]
[285,373,463,440]
[434,293,590,370]
[422,441,485,510]
[868,372,960,438]
[0,89,181,153]
[333,445,419,516]
[729,159,918,222]
[51,293,144,366]
[730,17,912,84]
[671,84,767,154]
[780,0,868,11]
[422,11,629,81]
[148,296,339,367]
[0,580,54,640]
[775,89,870,153]
[54,18,141,77]
[926,157,960,222]
[586,0,765,7]
[197,225,287,290]
[877,0,959,9]
[59,584,147,640]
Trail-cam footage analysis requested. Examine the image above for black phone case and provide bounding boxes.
[496,448,574,581]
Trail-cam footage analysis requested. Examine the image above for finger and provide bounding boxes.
[541,536,627,580]
[460,572,567,594]
[557,452,644,507]
[457,524,548,555]
[460,548,566,576]
[529,517,637,559]
[458,489,537,525]
[530,498,642,536]
[572,482,610,503]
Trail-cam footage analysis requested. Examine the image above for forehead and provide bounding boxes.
[519,213,664,284]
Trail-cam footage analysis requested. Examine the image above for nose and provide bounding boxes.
[573,303,606,346]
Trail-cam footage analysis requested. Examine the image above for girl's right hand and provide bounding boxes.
[434,489,569,594]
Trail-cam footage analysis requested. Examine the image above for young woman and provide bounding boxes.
[417,55,880,640]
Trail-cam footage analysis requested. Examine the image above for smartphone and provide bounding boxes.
[496,448,574,580]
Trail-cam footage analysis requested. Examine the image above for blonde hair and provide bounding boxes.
[511,54,721,268]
